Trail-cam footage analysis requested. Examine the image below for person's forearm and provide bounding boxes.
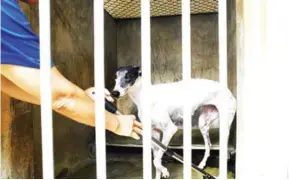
[1,65,120,132]
[1,75,40,105]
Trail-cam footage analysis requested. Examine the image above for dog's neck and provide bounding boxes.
[127,77,142,107]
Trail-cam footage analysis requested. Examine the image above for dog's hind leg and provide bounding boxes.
[198,106,219,169]
[198,124,211,169]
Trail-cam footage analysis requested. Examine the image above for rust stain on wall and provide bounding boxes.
[1,92,13,178]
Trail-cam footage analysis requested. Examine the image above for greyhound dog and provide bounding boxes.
[87,65,237,179]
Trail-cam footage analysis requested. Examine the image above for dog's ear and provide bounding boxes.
[138,67,142,76]
[133,66,142,76]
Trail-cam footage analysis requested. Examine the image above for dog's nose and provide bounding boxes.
[111,91,120,98]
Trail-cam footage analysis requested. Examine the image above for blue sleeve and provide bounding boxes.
[1,0,54,69]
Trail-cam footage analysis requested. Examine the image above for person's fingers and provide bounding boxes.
[133,126,142,135]
[130,115,136,120]
[104,88,111,95]
[130,131,140,140]
[105,95,114,102]
[133,120,143,129]
[104,88,114,102]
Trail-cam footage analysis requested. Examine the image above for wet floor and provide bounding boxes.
[61,147,235,179]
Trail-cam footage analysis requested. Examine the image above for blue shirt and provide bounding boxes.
[1,0,54,69]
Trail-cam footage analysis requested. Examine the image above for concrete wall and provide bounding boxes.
[227,0,237,97]
[1,92,35,178]
[1,1,117,178]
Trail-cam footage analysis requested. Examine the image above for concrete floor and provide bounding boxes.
[60,147,235,179]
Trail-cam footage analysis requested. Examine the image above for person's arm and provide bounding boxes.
[52,82,142,139]
[1,65,142,139]
[1,75,40,105]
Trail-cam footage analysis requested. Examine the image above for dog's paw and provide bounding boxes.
[161,167,170,178]
[198,161,206,169]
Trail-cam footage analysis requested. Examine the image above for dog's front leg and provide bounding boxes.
[153,121,178,179]
[152,129,162,179]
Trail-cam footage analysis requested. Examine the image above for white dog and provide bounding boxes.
[87,65,236,179]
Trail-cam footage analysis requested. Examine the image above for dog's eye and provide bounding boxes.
[124,75,133,82]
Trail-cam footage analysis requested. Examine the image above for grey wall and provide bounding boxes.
[104,10,118,90]
[227,0,237,97]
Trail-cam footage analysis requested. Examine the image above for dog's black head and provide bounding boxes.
[111,66,141,98]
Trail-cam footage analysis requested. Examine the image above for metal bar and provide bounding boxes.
[235,0,245,178]
[93,0,106,179]
[39,0,54,179]
[141,0,152,179]
[181,0,192,179]
[218,0,228,179]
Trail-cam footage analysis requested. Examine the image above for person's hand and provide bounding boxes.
[104,88,114,102]
[85,87,143,140]
[114,115,143,140]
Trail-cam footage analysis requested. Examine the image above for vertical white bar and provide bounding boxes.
[235,0,244,178]
[218,0,228,179]
[182,0,192,179]
[93,0,106,179]
[141,0,152,179]
[39,0,54,179]
[236,0,289,178]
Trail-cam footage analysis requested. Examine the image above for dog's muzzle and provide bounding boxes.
[111,90,120,98]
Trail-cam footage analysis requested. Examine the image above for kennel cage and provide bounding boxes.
[2,0,289,179]
[1,0,235,179]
